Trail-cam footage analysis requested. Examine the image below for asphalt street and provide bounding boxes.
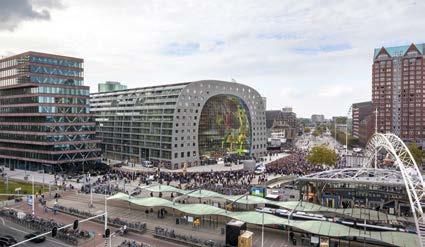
[0,217,73,247]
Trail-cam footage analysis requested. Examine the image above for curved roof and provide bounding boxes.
[108,192,418,247]
[143,185,406,222]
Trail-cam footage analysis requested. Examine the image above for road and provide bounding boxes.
[45,191,296,247]
[9,197,184,247]
[1,151,289,193]
[0,217,72,247]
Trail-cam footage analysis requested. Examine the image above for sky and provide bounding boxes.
[1,0,424,118]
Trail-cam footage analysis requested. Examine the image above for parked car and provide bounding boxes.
[0,235,17,246]
[24,232,46,243]
[142,161,154,168]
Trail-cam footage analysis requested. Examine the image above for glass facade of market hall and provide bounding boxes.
[0,51,100,172]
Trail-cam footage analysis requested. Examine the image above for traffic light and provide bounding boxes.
[104,228,110,238]
[73,220,79,230]
[51,227,58,237]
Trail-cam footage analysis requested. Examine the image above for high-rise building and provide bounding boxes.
[90,80,267,169]
[98,81,127,93]
[0,51,101,171]
[358,114,375,146]
[352,101,373,139]
[311,114,325,125]
[372,43,425,145]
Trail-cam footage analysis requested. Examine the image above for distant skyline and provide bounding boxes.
[1,0,424,118]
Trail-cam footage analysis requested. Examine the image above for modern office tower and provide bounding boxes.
[352,101,373,138]
[0,51,101,171]
[358,114,375,145]
[372,43,425,145]
[98,81,127,93]
[90,80,267,169]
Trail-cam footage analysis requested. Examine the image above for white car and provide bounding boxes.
[254,168,265,174]
[142,161,154,168]
[275,209,289,216]
[256,207,275,214]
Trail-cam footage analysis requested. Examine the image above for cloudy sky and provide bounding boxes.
[1,0,424,118]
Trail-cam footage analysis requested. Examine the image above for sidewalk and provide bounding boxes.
[49,192,226,243]
[9,192,183,247]
[46,191,295,247]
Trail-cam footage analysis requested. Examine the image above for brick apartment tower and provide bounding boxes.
[372,43,425,146]
[0,51,100,172]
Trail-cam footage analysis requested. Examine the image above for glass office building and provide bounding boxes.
[98,81,127,93]
[91,80,267,169]
[0,51,101,172]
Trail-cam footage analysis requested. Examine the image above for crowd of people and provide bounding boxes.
[76,147,338,196]
[266,148,329,176]
[184,170,255,195]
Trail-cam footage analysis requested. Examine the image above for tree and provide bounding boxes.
[312,130,320,137]
[408,142,424,166]
[307,145,338,166]
[304,127,311,133]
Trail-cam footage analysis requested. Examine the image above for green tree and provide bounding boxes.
[304,127,311,133]
[312,130,320,137]
[408,142,424,166]
[307,145,338,166]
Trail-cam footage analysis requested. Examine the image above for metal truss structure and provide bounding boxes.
[301,167,405,186]
[301,133,425,245]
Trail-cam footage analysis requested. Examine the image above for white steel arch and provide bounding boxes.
[364,133,425,245]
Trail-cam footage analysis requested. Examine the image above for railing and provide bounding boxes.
[117,240,153,247]
[153,226,224,247]
[0,209,91,245]
[54,205,147,233]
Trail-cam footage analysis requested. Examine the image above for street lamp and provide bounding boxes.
[88,173,94,209]
[104,193,110,247]
[261,208,265,247]
[287,194,303,244]
[5,174,8,193]
[346,106,352,158]
[223,193,262,245]
[32,175,35,216]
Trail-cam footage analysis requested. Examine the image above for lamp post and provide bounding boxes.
[88,173,93,209]
[346,106,352,158]
[287,194,303,244]
[42,168,45,192]
[32,176,35,216]
[5,175,8,193]
[261,209,264,247]
[104,192,110,247]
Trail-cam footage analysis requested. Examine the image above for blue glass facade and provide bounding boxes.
[29,55,82,68]
[30,75,83,86]
[30,65,82,77]
[0,51,100,172]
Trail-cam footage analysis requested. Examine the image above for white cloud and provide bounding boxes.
[318,85,353,98]
[0,0,423,118]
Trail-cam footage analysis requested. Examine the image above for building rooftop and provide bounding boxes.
[352,101,372,108]
[374,43,425,59]
[0,51,83,62]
